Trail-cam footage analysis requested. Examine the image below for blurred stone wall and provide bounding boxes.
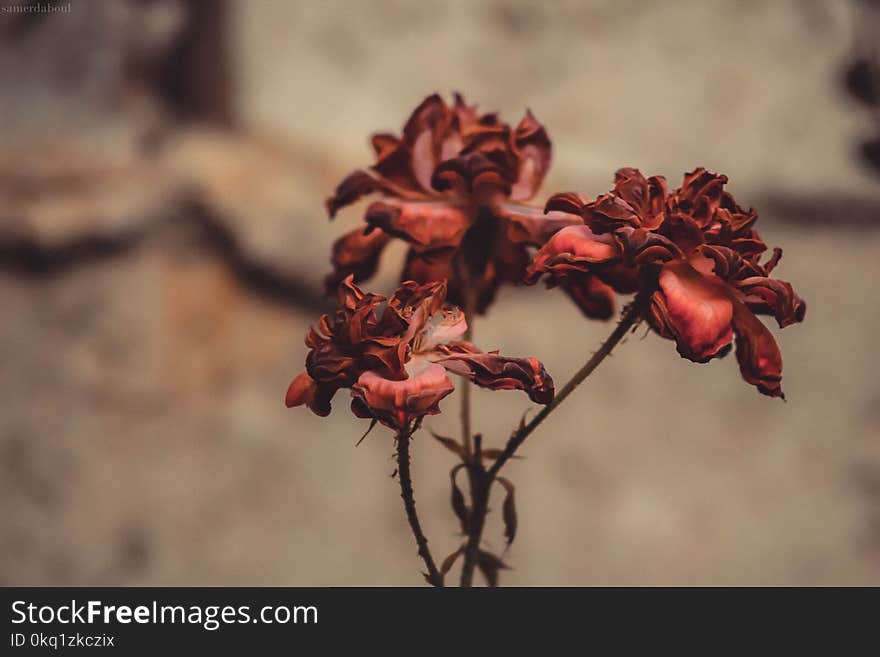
[235,0,878,196]
[1,0,879,586]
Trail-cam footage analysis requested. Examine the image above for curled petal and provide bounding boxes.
[431,150,516,197]
[352,361,455,429]
[494,201,582,246]
[410,129,440,193]
[731,301,784,398]
[336,274,374,311]
[285,371,317,409]
[386,279,447,320]
[325,170,390,218]
[612,168,668,229]
[736,276,806,328]
[433,343,555,404]
[613,226,682,265]
[360,94,457,194]
[327,97,459,208]
[434,93,485,164]
[416,307,468,353]
[649,262,734,362]
[451,91,481,129]
[664,212,706,253]
[358,337,409,382]
[614,167,648,199]
[349,396,374,420]
[526,225,621,283]
[365,282,447,374]
[729,237,767,258]
[345,301,387,345]
[693,246,806,328]
[675,167,728,225]
[718,202,759,237]
[582,194,642,232]
[559,275,616,320]
[510,110,552,201]
[383,279,448,346]
[401,93,450,146]
[544,191,590,215]
[372,142,425,193]
[365,199,472,249]
[371,133,400,158]
[285,371,338,417]
[460,123,513,155]
[324,227,392,294]
[679,167,727,200]
[306,344,361,389]
[691,244,748,280]
[762,247,783,273]
[400,93,454,192]
[362,93,534,199]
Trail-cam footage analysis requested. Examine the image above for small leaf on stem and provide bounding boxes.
[355,418,378,447]
[449,464,470,533]
[476,550,510,587]
[440,546,464,575]
[480,448,522,461]
[431,430,466,461]
[497,476,518,547]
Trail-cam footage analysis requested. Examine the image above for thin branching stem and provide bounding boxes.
[458,460,488,587]
[487,289,652,480]
[458,287,653,586]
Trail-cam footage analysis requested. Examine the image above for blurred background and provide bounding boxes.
[1,0,879,586]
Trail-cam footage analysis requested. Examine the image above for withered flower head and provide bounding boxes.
[528,168,806,397]
[324,93,583,314]
[286,276,554,429]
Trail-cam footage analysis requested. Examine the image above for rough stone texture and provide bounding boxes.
[1,0,879,586]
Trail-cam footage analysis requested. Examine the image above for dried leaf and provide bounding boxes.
[497,477,517,547]
[431,430,465,461]
[479,448,521,461]
[440,547,463,575]
[476,550,510,587]
[449,464,469,534]
[355,418,378,447]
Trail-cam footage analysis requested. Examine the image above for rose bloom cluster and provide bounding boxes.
[530,167,805,397]
[286,276,553,429]
[287,94,806,429]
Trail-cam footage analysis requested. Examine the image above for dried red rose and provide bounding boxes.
[324,93,585,315]
[286,276,554,429]
[528,168,806,397]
